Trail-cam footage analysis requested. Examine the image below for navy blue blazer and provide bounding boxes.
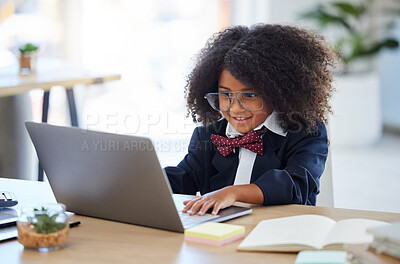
[164,119,328,205]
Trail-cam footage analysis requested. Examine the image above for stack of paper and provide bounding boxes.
[368,221,400,259]
[184,222,245,246]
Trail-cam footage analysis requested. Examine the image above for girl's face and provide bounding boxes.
[218,69,271,134]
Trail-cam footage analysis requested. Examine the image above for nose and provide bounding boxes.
[229,96,246,113]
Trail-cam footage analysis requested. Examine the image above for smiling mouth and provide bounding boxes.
[232,117,251,121]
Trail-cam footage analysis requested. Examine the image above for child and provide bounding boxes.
[164,24,335,216]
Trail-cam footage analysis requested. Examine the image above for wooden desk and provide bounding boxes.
[1,205,399,264]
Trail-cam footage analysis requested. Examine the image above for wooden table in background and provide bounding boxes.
[1,205,399,264]
[0,58,120,181]
[0,57,121,126]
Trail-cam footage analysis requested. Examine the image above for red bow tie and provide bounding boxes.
[211,127,267,157]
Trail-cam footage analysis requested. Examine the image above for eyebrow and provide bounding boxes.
[218,86,252,91]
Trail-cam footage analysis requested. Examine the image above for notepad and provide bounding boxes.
[184,222,245,246]
[237,214,388,252]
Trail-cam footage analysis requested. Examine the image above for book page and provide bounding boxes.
[238,214,336,251]
[322,218,389,248]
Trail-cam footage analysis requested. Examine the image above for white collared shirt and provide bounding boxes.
[225,111,287,185]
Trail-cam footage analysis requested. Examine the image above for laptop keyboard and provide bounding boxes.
[178,210,220,227]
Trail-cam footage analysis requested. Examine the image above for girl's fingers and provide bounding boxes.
[212,201,222,215]
[182,198,200,212]
[183,200,192,205]
[198,200,216,216]
[188,199,208,215]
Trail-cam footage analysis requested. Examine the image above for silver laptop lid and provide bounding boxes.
[25,122,184,232]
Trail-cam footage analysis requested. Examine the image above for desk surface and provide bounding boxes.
[1,204,399,264]
[0,58,121,97]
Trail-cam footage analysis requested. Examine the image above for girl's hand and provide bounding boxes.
[182,186,237,216]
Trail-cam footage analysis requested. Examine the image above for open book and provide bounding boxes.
[237,215,389,252]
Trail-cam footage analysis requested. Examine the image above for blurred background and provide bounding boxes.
[0,0,399,213]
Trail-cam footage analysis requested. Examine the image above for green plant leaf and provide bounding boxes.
[50,213,59,222]
[18,43,39,53]
[345,38,399,63]
[301,6,353,33]
[363,38,399,55]
[28,207,66,234]
[332,2,363,17]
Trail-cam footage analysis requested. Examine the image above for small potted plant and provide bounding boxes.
[18,43,39,74]
[17,204,69,251]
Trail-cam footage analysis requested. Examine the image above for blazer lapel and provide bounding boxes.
[251,131,285,182]
[212,150,238,172]
[265,130,285,152]
[210,150,238,190]
[208,119,238,190]
[211,119,236,171]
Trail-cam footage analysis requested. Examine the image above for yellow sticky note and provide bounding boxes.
[184,222,245,241]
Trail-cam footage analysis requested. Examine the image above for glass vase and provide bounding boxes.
[17,203,69,252]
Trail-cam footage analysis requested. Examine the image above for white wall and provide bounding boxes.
[379,16,400,130]
[231,0,320,26]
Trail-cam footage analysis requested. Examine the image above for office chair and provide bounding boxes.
[316,124,334,207]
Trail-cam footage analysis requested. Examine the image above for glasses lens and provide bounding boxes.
[204,93,219,111]
[204,92,263,111]
[237,91,263,111]
[205,93,230,111]
[217,93,230,111]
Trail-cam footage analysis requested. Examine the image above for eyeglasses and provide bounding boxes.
[204,91,264,112]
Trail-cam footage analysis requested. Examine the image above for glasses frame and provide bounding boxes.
[204,91,264,112]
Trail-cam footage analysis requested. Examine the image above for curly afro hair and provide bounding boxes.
[185,24,336,134]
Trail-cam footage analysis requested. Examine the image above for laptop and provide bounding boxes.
[25,122,252,233]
